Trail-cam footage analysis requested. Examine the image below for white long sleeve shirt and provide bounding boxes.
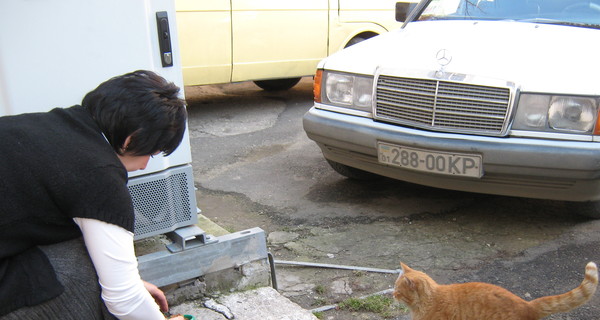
[73,217,165,320]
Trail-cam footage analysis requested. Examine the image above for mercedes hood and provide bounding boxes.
[320,20,600,94]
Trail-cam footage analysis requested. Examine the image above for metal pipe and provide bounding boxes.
[267,252,278,290]
[273,260,402,274]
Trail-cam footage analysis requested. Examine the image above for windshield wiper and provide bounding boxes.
[516,18,600,29]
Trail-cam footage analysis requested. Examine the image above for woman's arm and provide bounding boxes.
[73,217,173,320]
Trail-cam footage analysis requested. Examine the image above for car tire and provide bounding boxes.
[326,160,381,180]
[570,201,600,219]
[253,77,302,91]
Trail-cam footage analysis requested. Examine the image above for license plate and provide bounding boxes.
[377,142,483,178]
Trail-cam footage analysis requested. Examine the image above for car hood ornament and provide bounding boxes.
[435,49,452,78]
[436,49,452,67]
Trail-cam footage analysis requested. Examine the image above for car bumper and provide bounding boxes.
[303,107,600,201]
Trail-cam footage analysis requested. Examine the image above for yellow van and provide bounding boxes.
[175,0,403,90]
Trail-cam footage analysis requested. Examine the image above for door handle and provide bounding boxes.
[156,11,173,67]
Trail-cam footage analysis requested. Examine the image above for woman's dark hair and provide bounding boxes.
[82,70,187,156]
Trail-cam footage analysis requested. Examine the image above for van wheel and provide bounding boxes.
[344,36,367,48]
[570,201,600,219]
[326,160,381,180]
[254,78,302,91]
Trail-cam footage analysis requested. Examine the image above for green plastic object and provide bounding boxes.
[184,315,195,320]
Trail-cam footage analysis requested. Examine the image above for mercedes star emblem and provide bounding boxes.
[436,49,452,67]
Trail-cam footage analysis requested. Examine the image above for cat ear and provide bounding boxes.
[400,262,412,272]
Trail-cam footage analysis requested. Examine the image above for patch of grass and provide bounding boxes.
[338,295,406,318]
[313,311,324,319]
[339,295,389,313]
[311,297,328,307]
[314,284,327,295]
[352,270,366,277]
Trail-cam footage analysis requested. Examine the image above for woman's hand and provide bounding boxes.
[143,280,169,312]
[143,280,188,320]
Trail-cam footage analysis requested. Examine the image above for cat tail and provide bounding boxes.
[529,262,598,317]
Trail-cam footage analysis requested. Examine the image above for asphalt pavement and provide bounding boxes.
[181,79,600,319]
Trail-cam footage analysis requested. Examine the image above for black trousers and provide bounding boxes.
[0,238,117,320]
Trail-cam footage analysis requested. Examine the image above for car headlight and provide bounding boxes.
[316,70,374,114]
[513,94,600,134]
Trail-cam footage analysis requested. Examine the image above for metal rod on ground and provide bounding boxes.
[267,252,278,290]
[273,260,402,274]
[310,288,395,313]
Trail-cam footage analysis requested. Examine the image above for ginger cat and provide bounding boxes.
[393,262,598,320]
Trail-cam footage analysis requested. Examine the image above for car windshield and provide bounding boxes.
[417,0,600,28]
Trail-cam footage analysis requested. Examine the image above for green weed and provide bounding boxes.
[314,284,327,295]
[338,294,406,318]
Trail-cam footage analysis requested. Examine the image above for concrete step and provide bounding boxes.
[170,287,319,320]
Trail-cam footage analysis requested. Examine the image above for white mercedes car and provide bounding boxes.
[303,0,600,217]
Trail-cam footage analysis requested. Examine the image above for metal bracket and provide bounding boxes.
[165,225,218,253]
[138,227,268,287]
